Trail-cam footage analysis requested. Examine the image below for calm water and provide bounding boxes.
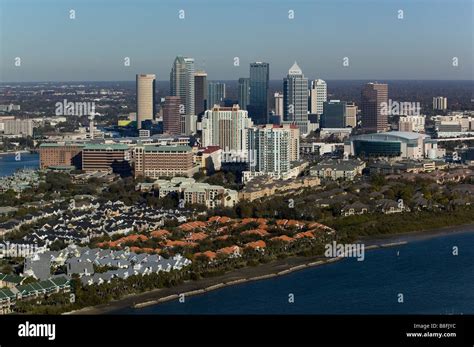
[0,152,39,177]
[119,231,474,314]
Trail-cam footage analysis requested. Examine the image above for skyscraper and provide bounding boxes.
[274,92,284,117]
[283,62,308,122]
[248,62,269,124]
[310,79,327,115]
[170,56,195,116]
[321,100,347,128]
[136,74,156,129]
[201,104,253,161]
[162,96,181,135]
[208,82,226,108]
[361,82,388,132]
[194,70,208,117]
[238,77,250,111]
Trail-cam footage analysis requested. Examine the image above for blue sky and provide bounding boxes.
[0,0,472,82]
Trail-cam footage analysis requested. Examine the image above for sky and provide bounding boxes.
[0,0,472,82]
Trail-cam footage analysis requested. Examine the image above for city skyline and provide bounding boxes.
[0,0,472,82]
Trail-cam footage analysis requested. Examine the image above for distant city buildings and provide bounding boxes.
[248,62,270,125]
[434,113,474,137]
[133,145,196,178]
[201,105,253,161]
[309,79,327,115]
[2,119,34,136]
[274,92,284,117]
[361,82,388,132]
[208,82,226,108]
[238,78,250,111]
[345,103,357,128]
[433,96,448,111]
[194,70,208,117]
[136,74,156,129]
[0,104,21,112]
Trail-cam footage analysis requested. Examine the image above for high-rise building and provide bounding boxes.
[136,74,156,129]
[201,105,253,161]
[163,96,182,135]
[82,144,131,174]
[433,96,448,111]
[399,115,426,132]
[208,82,226,108]
[283,62,308,122]
[321,100,347,128]
[345,103,358,128]
[238,77,250,111]
[310,79,327,115]
[361,82,388,132]
[274,92,284,117]
[247,125,292,178]
[170,56,195,116]
[248,62,270,124]
[194,71,208,117]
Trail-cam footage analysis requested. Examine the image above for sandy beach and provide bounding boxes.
[67,223,474,315]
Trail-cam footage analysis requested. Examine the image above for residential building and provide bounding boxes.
[136,74,156,129]
[310,158,366,181]
[3,119,33,136]
[433,96,447,111]
[133,145,196,178]
[361,82,388,132]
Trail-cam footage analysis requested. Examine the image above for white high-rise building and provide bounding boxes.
[247,125,292,179]
[310,79,327,115]
[433,96,447,111]
[170,56,195,117]
[201,105,253,162]
[136,74,156,129]
[283,62,308,123]
[274,92,284,117]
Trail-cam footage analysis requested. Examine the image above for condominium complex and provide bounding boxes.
[39,143,84,169]
[136,74,156,129]
[133,145,196,178]
[361,82,388,132]
[310,79,327,115]
[201,105,253,161]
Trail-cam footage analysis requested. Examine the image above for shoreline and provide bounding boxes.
[67,222,474,315]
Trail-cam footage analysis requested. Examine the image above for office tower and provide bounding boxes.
[238,77,250,111]
[163,96,182,135]
[274,92,284,116]
[247,125,291,178]
[201,105,253,161]
[283,62,308,122]
[133,145,195,178]
[310,79,327,115]
[194,70,208,117]
[345,103,357,128]
[361,82,388,132]
[170,56,195,116]
[39,143,84,169]
[321,100,347,128]
[248,62,270,124]
[433,96,447,111]
[136,74,156,129]
[208,82,226,108]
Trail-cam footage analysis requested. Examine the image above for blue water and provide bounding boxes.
[0,152,39,177]
[120,231,474,314]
